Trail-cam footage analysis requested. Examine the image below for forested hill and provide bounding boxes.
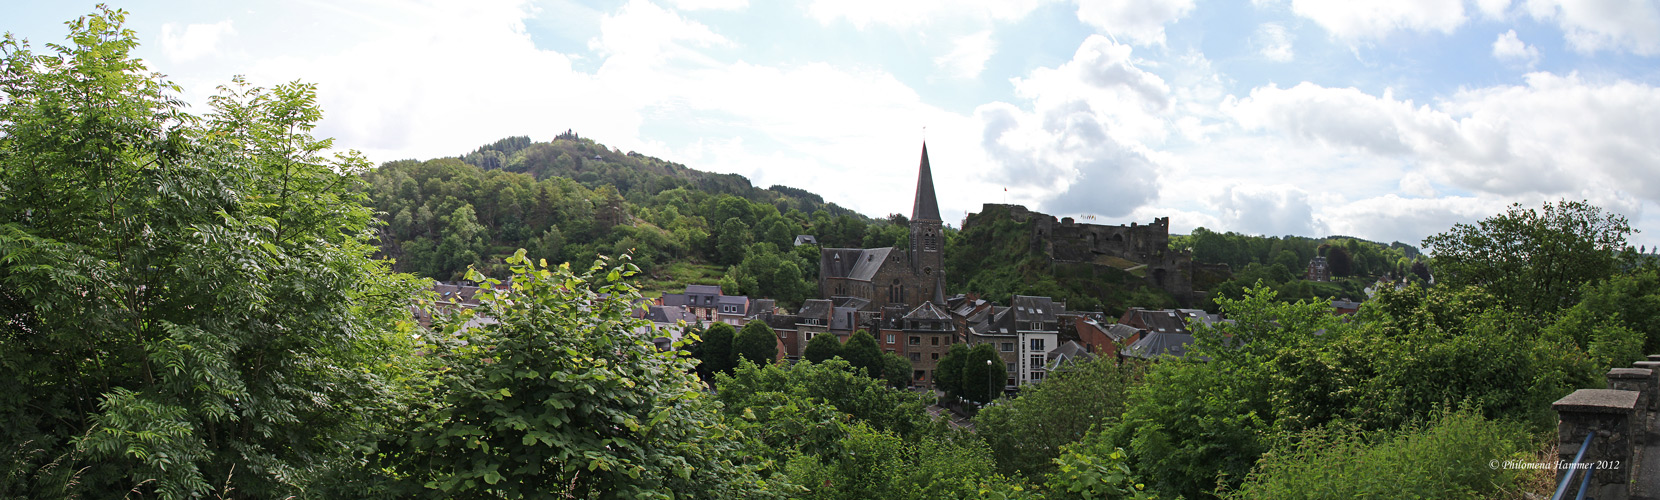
[361,132,899,304]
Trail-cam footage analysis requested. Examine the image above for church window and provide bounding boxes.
[924,267,933,276]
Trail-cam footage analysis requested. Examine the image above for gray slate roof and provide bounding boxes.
[1010,295,1058,323]
[903,301,952,321]
[912,142,941,222]
[1122,331,1195,360]
[820,247,895,282]
[798,299,833,320]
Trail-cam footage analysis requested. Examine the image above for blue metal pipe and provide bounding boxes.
[1552,431,1596,500]
[1573,462,1597,500]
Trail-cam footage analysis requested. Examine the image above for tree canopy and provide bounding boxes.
[0,8,420,497]
[1424,200,1632,315]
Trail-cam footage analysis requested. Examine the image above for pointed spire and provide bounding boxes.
[912,142,941,222]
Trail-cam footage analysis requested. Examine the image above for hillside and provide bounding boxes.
[361,133,905,306]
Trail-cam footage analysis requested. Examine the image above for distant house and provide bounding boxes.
[1045,340,1096,373]
[1332,298,1362,315]
[793,235,819,247]
[966,295,1060,387]
[1071,316,1141,358]
[658,284,750,326]
[899,301,955,388]
[1307,256,1332,282]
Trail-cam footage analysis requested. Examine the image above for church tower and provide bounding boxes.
[909,143,944,303]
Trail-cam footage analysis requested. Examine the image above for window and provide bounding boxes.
[1032,371,1045,381]
[930,352,939,360]
[930,337,940,345]
[1030,338,1046,351]
[909,352,921,362]
[1000,342,1014,352]
[1030,355,1044,370]
[1006,362,1016,373]
[914,370,926,381]
[1031,322,1042,330]
[909,336,922,345]
[886,334,896,344]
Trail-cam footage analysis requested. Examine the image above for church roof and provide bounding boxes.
[902,301,952,321]
[911,142,941,222]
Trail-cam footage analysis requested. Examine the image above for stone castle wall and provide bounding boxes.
[970,204,1202,301]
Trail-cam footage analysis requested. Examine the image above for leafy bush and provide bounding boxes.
[384,252,788,498]
[1227,410,1530,500]
[975,356,1141,477]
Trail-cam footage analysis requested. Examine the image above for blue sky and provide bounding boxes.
[8,0,1660,250]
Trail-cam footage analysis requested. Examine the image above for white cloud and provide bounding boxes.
[1211,184,1326,237]
[159,20,235,62]
[1399,171,1436,197]
[935,30,997,79]
[973,35,1174,217]
[1072,0,1196,46]
[664,0,748,10]
[1524,0,1660,55]
[806,0,1055,28]
[590,0,733,61]
[1476,0,1513,18]
[1288,0,1465,40]
[1254,23,1295,61]
[1492,30,1540,67]
[1224,73,1660,209]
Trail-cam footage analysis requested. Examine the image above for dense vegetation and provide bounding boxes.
[7,9,1660,500]
[1173,227,1427,308]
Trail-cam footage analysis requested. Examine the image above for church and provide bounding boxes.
[818,143,946,311]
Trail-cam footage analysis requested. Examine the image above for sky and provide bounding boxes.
[8,0,1660,250]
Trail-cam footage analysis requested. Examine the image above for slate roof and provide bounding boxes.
[1121,331,1195,360]
[764,314,801,331]
[659,293,688,307]
[831,306,857,331]
[834,296,871,311]
[645,305,696,324]
[820,247,894,282]
[1046,340,1096,370]
[718,295,748,309]
[1120,308,1192,335]
[686,284,722,295]
[793,235,819,246]
[903,301,952,321]
[748,298,776,317]
[1104,323,1142,342]
[798,299,834,319]
[912,142,941,222]
[1009,295,1058,324]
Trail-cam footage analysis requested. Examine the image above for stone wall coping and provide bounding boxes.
[1648,354,1660,362]
[1607,367,1654,379]
[1553,389,1640,414]
[1633,361,1660,369]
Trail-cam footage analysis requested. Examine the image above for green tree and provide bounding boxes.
[803,332,843,364]
[934,343,971,400]
[735,320,780,366]
[881,352,913,388]
[697,322,737,380]
[1423,200,1632,315]
[974,357,1141,477]
[384,252,787,498]
[0,9,421,497]
[962,344,1004,404]
[841,330,884,377]
[716,358,930,438]
[717,217,753,266]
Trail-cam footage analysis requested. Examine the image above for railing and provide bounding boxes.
[1550,431,1595,500]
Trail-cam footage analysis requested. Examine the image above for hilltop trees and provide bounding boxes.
[0,8,421,497]
[1424,200,1633,315]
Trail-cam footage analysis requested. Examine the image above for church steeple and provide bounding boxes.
[912,142,941,223]
[908,142,944,302]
